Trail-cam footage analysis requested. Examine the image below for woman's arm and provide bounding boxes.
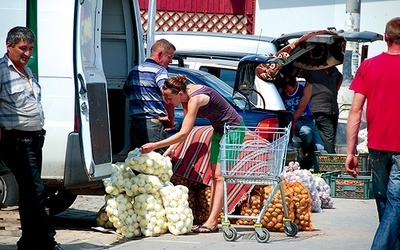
[140,95,207,153]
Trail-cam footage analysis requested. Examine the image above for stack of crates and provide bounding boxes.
[317,153,373,199]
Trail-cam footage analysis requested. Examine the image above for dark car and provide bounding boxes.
[166,66,292,135]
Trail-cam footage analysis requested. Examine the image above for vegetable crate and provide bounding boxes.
[315,153,369,175]
[320,170,341,186]
[326,173,374,199]
[219,123,299,243]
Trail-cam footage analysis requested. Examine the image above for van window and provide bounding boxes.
[199,66,236,88]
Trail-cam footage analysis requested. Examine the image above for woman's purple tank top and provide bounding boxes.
[189,86,242,134]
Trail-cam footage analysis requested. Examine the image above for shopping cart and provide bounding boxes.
[219,123,298,243]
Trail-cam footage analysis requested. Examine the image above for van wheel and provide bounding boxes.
[0,172,19,206]
[46,188,77,215]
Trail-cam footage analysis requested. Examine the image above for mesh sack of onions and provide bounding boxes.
[160,184,194,235]
[134,193,168,236]
[125,150,173,183]
[105,194,141,238]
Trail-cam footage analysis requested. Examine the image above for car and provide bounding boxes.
[166,66,292,134]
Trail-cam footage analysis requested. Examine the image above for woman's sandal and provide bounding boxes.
[191,224,202,230]
[192,225,219,233]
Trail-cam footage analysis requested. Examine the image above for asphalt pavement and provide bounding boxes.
[0,196,378,250]
[107,198,378,250]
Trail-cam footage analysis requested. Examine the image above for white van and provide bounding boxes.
[0,0,144,214]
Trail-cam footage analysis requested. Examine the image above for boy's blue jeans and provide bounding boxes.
[294,117,324,169]
[369,149,400,250]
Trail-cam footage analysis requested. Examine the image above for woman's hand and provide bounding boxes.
[140,143,157,154]
[163,144,179,157]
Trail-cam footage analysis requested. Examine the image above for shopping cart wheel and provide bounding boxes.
[223,226,237,241]
[255,228,270,243]
[284,222,299,237]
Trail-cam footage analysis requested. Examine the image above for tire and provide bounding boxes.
[284,222,299,237]
[0,172,19,206]
[46,188,77,216]
[255,228,270,243]
[223,226,237,242]
[0,173,77,215]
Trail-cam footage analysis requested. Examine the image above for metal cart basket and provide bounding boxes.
[219,123,298,243]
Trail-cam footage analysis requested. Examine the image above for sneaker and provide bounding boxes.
[37,242,63,250]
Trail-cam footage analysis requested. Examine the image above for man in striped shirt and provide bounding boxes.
[123,39,176,154]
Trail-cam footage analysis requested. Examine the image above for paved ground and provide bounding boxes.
[0,195,120,250]
[108,198,378,250]
[0,195,378,250]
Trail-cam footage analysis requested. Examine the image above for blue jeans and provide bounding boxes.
[369,149,400,250]
[295,117,324,169]
[0,130,56,249]
[130,117,168,154]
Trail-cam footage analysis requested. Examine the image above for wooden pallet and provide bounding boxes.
[0,207,21,237]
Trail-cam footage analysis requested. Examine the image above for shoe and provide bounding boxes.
[192,225,219,233]
[37,242,63,250]
[0,202,7,209]
[53,243,63,250]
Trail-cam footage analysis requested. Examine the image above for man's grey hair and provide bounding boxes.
[6,26,36,47]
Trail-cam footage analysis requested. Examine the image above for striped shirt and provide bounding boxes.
[0,53,44,131]
[123,58,168,118]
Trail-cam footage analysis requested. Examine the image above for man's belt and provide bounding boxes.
[2,129,46,137]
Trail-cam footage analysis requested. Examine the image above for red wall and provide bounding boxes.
[138,0,255,34]
[138,0,253,15]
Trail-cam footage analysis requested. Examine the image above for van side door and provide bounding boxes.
[75,0,112,180]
